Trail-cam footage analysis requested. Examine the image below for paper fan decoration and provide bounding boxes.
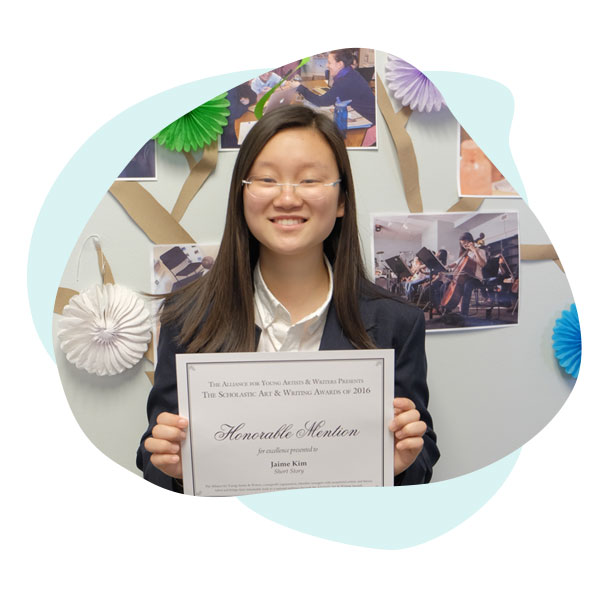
[57,284,151,376]
[385,55,446,113]
[154,93,230,152]
[552,303,581,378]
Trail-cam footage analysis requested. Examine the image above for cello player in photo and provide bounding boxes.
[443,232,487,317]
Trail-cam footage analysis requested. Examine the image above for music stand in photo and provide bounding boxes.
[384,255,412,298]
[416,247,448,319]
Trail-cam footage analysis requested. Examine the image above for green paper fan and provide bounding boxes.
[154,93,230,152]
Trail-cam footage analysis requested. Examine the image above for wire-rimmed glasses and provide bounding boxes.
[242,176,342,201]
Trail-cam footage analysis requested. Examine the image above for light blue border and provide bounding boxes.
[240,450,520,549]
[28,66,524,549]
[426,71,526,200]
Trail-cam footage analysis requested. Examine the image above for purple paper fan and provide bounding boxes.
[385,55,446,113]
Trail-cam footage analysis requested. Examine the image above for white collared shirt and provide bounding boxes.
[254,256,333,352]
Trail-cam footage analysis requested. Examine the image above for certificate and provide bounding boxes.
[176,350,395,496]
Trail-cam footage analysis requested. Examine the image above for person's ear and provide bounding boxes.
[336,195,345,218]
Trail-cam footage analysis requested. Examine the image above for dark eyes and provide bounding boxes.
[251,176,322,186]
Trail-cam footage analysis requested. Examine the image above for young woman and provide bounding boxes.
[137,105,439,492]
[444,232,488,316]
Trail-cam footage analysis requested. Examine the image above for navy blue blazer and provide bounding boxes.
[137,286,439,492]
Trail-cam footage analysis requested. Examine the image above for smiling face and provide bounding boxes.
[243,127,344,262]
[327,53,345,79]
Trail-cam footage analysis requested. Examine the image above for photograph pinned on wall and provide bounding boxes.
[117,139,157,180]
[149,243,219,362]
[372,212,520,331]
[458,126,521,198]
[220,49,377,151]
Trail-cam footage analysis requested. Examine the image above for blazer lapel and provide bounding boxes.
[319,297,376,350]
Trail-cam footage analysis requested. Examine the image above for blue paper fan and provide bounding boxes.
[552,303,581,378]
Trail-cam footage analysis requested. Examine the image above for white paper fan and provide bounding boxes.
[57,283,151,376]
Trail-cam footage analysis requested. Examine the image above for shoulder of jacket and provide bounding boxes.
[359,281,424,326]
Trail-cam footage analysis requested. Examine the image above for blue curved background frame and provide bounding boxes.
[28,67,524,549]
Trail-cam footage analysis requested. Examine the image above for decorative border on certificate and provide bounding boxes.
[176,350,395,496]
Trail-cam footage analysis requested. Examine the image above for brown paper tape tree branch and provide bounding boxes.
[377,78,422,213]
[106,143,219,379]
[172,141,218,222]
[108,137,219,238]
[377,77,563,272]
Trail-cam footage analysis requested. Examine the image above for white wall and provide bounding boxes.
[52,50,575,484]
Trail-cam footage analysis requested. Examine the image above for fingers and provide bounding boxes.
[389,407,417,430]
[394,436,424,452]
[152,412,188,443]
[390,399,422,429]
[149,452,182,480]
[144,437,180,456]
[144,412,187,479]
[389,398,427,442]
[152,423,187,443]
[156,412,188,429]
[149,452,180,467]
[392,414,425,476]
[393,397,416,414]
[395,420,427,441]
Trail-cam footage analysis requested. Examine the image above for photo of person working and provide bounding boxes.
[219,49,377,150]
[294,49,376,126]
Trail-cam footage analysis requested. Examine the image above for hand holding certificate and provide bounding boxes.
[390,397,428,477]
[176,350,396,496]
[143,411,188,480]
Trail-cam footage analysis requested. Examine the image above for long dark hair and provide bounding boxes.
[330,48,357,68]
[161,104,376,352]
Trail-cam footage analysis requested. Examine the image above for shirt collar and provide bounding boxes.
[254,255,334,330]
[334,66,352,81]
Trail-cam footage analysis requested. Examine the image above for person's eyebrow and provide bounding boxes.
[253,160,326,169]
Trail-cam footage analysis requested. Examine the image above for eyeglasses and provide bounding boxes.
[242,176,341,200]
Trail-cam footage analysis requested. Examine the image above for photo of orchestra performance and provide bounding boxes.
[372,212,519,330]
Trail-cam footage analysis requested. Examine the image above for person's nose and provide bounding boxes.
[273,184,303,208]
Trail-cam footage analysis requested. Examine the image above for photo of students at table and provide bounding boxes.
[219,49,377,150]
[294,49,376,126]
[250,71,283,98]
